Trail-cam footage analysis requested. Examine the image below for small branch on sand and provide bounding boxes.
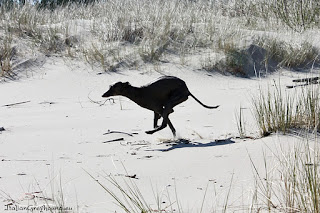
[102,138,124,143]
[1,159,46,162]
[87,91,114,106]
[125,174,138,179]
[2,100,31,107]
[25,192,54,201]
[103,130,137,137]
[233,135,257,140]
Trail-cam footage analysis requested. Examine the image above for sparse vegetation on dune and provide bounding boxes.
[0,0,320,76]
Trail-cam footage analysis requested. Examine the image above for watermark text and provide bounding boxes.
[4,204,73,212]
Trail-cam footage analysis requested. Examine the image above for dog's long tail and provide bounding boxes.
[189,93,219,109]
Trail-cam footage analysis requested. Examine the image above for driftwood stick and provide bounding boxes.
[287,81,320,89]
[1,159,46,162]
[292,76,319,83]
[3,100,31,107]
[287,76,320,89]
[102,138,124,143]
[103,130,136,137]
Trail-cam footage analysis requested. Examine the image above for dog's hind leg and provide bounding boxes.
[167,118,176,137]
[146,106,171,135]
[153,112,161,128]
[146,93,188,136]
[146,112,169,135]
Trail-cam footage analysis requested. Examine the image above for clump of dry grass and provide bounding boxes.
[251,139,320,212]
[255,37,319,69]
[86,169,175,213]
[202,39,250,76]
[208,37,319,77]
[0,32,16,78]
[87,168,235,213]
[218,47,248,76]
[252,81,320,136]
[272,0,320,32]
[235,105,247,138]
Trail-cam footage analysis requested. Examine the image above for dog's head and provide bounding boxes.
[102,82,131,98]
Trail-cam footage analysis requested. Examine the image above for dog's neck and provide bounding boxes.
[121,85,142,103]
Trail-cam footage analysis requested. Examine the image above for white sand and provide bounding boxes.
[0,57,314,212]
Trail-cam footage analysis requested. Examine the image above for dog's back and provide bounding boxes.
[141,76,189,101]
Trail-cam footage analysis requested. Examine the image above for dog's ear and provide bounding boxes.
[124,82,130,86]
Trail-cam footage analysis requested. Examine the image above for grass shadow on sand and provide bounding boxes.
[153,137,235,152]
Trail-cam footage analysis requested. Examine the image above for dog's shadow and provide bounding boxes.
[152,137,235,152]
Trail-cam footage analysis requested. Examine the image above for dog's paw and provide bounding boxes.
[145,130,154,134]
